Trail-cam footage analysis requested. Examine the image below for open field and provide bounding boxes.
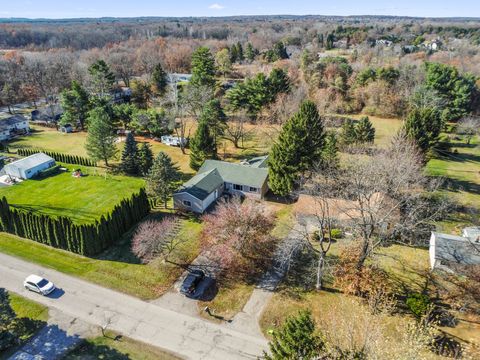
[66,330,182,360]
[0,169,144,224]
[0,216,202,300]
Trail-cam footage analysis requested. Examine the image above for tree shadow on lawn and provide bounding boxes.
[441,177,480,196]
[10,203,99,223]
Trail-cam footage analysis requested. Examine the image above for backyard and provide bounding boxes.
[0,168,145,224]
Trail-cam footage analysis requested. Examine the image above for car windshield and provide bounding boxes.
[37,279,49,288]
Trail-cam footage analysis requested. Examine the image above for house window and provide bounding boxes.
[249,187,257,193]
[183,200,192,207]
[233,184,243,191]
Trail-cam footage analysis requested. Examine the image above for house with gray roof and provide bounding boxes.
[0,114,29,140]
[173,157,269,213]
[4,153,56,180]
[429,228,480,271]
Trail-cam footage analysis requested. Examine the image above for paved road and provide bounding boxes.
[0,253,268,360]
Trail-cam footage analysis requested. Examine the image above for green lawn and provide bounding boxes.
[66,331,182,360]
[0,217,202,300]
[0,169,144,224]
[9,292,49,322]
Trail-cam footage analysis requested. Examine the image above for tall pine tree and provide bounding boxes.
[200,99,227,153]
[146,152,181,208]
[268,100,325,196]
[189,119,217,170]
[138,142,154,175]
[85,106,117,166]
[121,132,139,175]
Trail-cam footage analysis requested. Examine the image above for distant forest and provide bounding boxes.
[1,15,480,50]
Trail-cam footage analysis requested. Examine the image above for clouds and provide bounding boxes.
[209,3,225,10]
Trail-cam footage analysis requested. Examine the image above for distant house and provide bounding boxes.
[31,104,63,122]
[429,227,480,271]
[169,73,192,83]
[376,39,393,47]
[4,153,56,180]
[160,135,188,147]
[0,115,30,140]
[173,156,269,213]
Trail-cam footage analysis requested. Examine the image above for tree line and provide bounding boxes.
[16,148,96,167]
[0,190,150,256]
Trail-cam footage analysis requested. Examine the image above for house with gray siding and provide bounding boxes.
[173,156,269,213]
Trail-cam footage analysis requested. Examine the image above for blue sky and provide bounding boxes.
[0,0,479,19]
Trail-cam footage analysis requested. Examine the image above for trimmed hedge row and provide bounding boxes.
[17,148,96,167]
[0,189,150,256]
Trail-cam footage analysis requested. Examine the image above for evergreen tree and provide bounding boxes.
[190,47,216,88]
[236,42,244,62]
[268,101,326,196]
[404,107,443,153]
[321,132,339,170]
[189,119,217,170]
[88,60,115,98]
[200,99,227,152]
[85,106,117,166]
[138,142,154,175]
[268,68,291,95]
[121,132,139,175]
[273,41,289,60]
[60,80,90,130]
[355,116,375,143]
[263,311,324,360]
[245,43,256,62]
[340,118,357,146]
[151,63,168,97]
[326,33,335,50]
[145,152,181,208]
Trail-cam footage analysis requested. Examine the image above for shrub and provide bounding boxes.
[330,228,343,239]
[406,293,431,318]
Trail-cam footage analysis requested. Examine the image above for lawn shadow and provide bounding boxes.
[442,177,480,196]
[68,340,131,359]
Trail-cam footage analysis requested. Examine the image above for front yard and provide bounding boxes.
[0,168,144,224]
[0,216,202,300]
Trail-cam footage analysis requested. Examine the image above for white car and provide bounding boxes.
[23,274,55,296]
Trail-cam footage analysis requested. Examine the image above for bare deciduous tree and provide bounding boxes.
[457,117,480,144]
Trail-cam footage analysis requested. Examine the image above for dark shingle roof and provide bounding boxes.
[177,168,224,200]
[0,114,28,126]
[198,160,268,188]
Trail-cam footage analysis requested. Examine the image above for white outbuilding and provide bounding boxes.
[4,153,56,180]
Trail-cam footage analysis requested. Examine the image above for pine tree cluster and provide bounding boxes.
[17,148,96,167]
[0,190,150,256]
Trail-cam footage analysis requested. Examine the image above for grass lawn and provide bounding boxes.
[348,114,403,147]
[426,135,480,232]
[0,169,144,224]
[0,216,202,300]
[9,292,49,322]
[9,123,272,176]
[65,331,182,360]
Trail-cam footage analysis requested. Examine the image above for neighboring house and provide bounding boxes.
[0,115,30,140]
[173,156,269,213]
[429,227,480,271]
[31,104,63,122]
[4,153,56,180]
[160,135,188,147]
[0,126,10,141]
[376,39,393,47]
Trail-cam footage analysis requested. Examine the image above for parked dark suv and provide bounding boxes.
[180,270,205,297]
